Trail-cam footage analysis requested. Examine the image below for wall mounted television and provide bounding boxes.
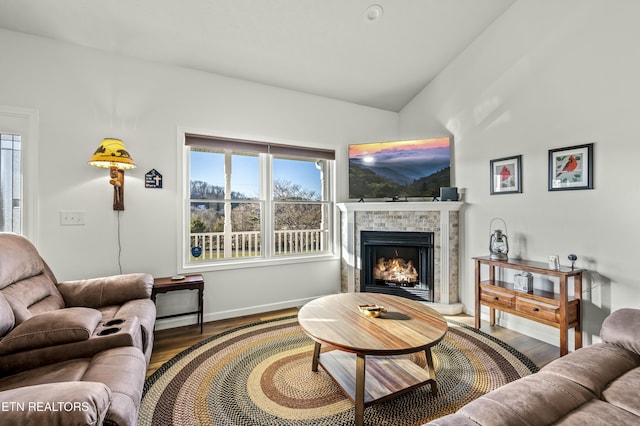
[348,137,451,200]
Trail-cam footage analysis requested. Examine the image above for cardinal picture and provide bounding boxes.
[490,155,522,194]
[554,154,581,179]
[549,143,594,191]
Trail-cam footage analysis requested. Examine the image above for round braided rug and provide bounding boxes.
[140,316,538,425]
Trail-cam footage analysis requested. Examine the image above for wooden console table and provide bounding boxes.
[473,256,584,356]
[152,274,204,333]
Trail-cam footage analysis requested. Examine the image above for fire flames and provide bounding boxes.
[374,256,418,285]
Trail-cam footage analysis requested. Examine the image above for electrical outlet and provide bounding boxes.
[60,211,85,226]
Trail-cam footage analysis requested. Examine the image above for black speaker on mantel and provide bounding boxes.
[439,187,459,201]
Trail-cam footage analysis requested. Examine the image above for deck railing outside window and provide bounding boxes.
[189,229,327,261]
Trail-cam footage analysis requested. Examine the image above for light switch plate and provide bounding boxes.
[60,211,85,226]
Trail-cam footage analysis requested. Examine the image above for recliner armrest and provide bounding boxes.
[600,308,640,355]
[57,273,153,308]
[0,382,111,425]
[0,308,101,355]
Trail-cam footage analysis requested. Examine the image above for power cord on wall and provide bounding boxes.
[116,210,123,274]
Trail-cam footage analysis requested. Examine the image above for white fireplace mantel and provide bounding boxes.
[337,201,463,213]
[337,201,464,315]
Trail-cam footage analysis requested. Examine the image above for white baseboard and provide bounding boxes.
[153,295,331,331]
[428,302,465,315]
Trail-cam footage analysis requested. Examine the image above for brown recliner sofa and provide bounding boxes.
[427,307,640,425]
[0,232,156,425]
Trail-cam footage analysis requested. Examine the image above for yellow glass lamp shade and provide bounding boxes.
[88,138,136,210]
[88,138,136,170]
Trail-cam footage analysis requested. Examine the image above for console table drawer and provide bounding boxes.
[480,286,515,309]
[515,298,559,323]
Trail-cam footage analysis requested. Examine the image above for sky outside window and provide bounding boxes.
[191,150,322,198]
[190,150,259,198]
[273,158,322,197]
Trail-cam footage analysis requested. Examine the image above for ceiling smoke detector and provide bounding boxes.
[365,4,384,22]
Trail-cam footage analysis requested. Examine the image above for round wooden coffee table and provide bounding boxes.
[298,292,448,426]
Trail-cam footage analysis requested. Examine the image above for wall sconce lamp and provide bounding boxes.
[88,138,136,210]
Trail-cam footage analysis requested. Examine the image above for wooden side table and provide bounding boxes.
[152,274,204,333]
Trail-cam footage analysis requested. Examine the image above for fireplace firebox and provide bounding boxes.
[360,231,434,302]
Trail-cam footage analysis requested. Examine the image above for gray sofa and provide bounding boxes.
[427,308,640,425]
[0,232,156,425]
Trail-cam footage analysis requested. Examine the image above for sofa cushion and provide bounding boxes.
[601,308,640,355]
[555,399,640,425]
[452,372,596,426]
[0,347,146,426]
[83,347,147,426]
[0,381,111,426]
[602,367,640,417]
[0,308,101,355]
[540,343,640,398]
[2,292,33,324]
[2,273,65,321]
[0,233,46,291]
[58,273,153,308]
[0,292,15,336]
[0,358,92,391]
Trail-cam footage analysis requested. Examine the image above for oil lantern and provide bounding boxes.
[489,218,509,260]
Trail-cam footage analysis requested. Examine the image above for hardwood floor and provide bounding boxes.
[147,308,560,377]
[450,315,561,368]
[147,308,299,377]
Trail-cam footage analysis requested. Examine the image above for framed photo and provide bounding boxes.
[548,143,593,191]
[490,155,522,194]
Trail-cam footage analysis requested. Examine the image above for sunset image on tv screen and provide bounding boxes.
[348,137,451,199]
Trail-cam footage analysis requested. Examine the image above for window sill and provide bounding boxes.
[180,252,340,273]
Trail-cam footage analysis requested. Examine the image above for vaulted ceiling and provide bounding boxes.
[0,0,514,111]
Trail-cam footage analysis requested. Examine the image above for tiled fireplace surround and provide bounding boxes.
[338,202,464,315]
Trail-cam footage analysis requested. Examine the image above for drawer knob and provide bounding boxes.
[493,296,499,301]
[532,307,540,312]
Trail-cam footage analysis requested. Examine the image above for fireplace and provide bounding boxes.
[360,231,434,302]
[338,201,463,314]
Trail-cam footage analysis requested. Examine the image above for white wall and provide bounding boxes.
[0,28,399,327]
[400,0,640,346]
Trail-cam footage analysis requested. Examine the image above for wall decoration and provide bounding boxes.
[490,155,522,194]
[548,143,593,191]
[145,169,163,188]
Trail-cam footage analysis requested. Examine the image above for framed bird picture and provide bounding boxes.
[548,143,594,191]
[490,155,522,194]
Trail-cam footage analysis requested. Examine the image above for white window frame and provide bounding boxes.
[178,130,338,272]
[0,106,39,242]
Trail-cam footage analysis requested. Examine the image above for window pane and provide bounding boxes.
[230,202,262,258]
[1,133,21,233]
[190,149,224,199]
[231,202,261,232]
[190,149,259,200]
[274,202,321,231]
[189,201,263,261]
[273,158,323,201]
[190,201,224,233]
[273,202,328,255]
[190,201,224,261]
[231,153,259,199]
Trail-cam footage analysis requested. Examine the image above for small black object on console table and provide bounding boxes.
[473,256,584,356]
